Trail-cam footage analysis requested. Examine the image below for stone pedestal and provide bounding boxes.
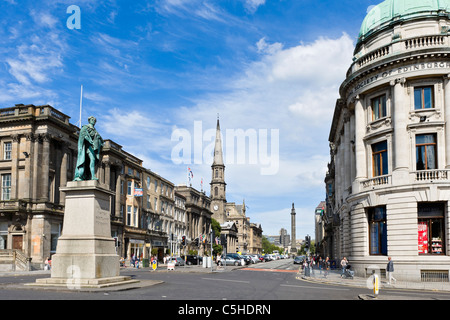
[33,180,136,288]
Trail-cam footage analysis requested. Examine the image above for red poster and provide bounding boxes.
[418,222,428,254]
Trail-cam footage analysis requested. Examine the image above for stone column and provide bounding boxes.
[344,109,351,197]
[24,133,35,200]
[59,143,69,205]
[10,134,20,199]
[391,78,409,183]
[444,75,450,168]
[40,134,51,202]
[32,136,40,201]
[353,96,366,193]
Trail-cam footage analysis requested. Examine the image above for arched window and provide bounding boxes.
[215,187,218,196]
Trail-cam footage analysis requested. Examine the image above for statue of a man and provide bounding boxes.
[74,116,104,181]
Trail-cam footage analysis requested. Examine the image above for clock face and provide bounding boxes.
[214,205,219,211]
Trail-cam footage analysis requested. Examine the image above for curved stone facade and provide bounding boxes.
[326,1,450,281]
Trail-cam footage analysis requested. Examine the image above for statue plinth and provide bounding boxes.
[33,180,137,288]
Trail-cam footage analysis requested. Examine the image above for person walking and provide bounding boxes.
[387,256,397,284]
[340,257,348,278]
[324,257,330,278]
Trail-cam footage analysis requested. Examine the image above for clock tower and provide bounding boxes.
[210,117,227,223]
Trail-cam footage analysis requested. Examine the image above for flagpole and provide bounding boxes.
[79,85,83,128]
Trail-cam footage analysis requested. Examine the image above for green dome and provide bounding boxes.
[358,0,450,41]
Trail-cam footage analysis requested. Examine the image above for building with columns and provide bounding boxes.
[0,104,185,269]
[325,0,450,281]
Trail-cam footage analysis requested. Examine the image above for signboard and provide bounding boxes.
[418,222,428,254]
[134,188,143,197]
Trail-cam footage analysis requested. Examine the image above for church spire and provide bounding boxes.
[213,115,224,165]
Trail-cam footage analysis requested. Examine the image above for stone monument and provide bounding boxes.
[32,117,136,288]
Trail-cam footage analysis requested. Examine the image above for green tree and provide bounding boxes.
[211,218,223,255]
[262,236,283,254]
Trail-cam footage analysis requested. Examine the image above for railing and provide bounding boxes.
[405,35,446,50]
[414,169,450,182]
[421,270,449,283]
[353,34,448,71]
[361,175,391,189]
[358,44,390,68]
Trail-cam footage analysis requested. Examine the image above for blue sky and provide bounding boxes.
[0,0,381,239]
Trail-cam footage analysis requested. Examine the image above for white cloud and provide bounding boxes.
[243,0,266,13]
[160,33,354,230]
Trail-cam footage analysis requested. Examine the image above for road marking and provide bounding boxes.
[241,268,298,273]
[280,284,350,291]
[202,278,250,284]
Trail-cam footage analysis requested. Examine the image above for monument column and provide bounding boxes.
[290,203,296,253]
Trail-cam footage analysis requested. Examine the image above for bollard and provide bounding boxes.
[373,273,379,297]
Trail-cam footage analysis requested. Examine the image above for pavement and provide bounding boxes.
[296,267,450,300]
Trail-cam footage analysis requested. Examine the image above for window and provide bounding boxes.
[3,142,11,160]
[1,174,11,200]
[414,86,434,110]
[369,207,387,255]
[127,181,132,196]
[126,205,132,226]
[215,187,218,196]
[371,95,387,120]
[372,141,388,176]
[418,203,445,255]
[416,134,437,170]
[133,207,138,227]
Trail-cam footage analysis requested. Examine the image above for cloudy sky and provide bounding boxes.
[0,0,381,238]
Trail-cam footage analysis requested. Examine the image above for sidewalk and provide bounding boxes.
[122,262,242,273]
[298,267,450,299]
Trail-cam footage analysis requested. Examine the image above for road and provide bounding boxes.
[1,258,449,305]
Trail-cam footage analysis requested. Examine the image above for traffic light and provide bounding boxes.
[305,235,311,249]
[194,238,199,247]
[181,236,186,246]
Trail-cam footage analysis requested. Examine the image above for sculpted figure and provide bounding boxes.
[74,116,104,181]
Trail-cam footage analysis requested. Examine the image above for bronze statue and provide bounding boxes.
[74,116,104,181]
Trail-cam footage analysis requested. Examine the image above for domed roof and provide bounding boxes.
[358,0,450,42]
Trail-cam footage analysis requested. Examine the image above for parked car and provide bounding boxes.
[257,254,265,262]
[226,253,247,265]
[167,257,185,266]
[251,255,261,263]
[217,255,241,266]
[263,254,273,261]
[182,255,203,265]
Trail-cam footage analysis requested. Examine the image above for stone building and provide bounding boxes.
[174,184,212,256]
[326,0,450,281]
[0,104,179,269]
[209,118,263,254]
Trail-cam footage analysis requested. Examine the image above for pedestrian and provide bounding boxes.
[387,256,397,284]
[44,257,50,270]
[340,257,348,278]
[324,257,330,278]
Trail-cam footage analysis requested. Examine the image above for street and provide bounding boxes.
[1,258,449,305]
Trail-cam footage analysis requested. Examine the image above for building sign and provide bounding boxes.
[418,222,428,254]
[351,61,450,95]
[134,188,143,197]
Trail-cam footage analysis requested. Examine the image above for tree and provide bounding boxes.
[211,218,223,256]
[262,236,283,254]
